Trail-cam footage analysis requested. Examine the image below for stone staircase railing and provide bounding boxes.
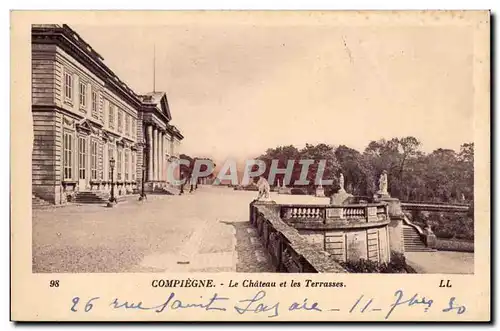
[401,202,470,213]
[400,214,434,250]
[400,202,471,249]
[250,201,346,273]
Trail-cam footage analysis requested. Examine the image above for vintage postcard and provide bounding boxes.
[11,10,490,322]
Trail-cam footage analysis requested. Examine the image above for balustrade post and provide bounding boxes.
[263,221,269,248]
[277,236,283,272]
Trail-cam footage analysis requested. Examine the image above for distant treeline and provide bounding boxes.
[255,137,473,204]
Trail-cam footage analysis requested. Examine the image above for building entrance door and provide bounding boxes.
[78,136,88,190]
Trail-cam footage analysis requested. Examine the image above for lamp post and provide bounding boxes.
[179,170,184,195]
[107,157,116,207]
[139,164,147,201]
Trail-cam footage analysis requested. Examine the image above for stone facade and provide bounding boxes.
[31,24,183,204]
[281,203,392,264]
[139,92,183,191]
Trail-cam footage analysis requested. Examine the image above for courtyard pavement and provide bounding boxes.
[32,186,327,273]
[405,251,474,274]
[32,186,474,274]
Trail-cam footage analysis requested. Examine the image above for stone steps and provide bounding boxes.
[151,185,187,195]
[73,191,110,204]
[403,226,436,252]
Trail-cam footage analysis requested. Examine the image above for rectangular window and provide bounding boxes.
[108,104,115,129]
[117,149,123,181]
[99,143,104,180]
[91,90,98,118]
[125,115,130,137]
[63,132,73,180]
[91,140,98,180]
[78,137,87,179]
[124,150,129,181]
[131,118,136,140]
[79,82,87,109]
[117,111,123,133]
[131,152,136,181]
[108,145,114,180]
[64,72,73,101]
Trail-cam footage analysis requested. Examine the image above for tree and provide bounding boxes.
[362,137,422,199]
[257,145,300,186]
[335,145,372,195]
[256,144,339,191]
[398,136,421,179]
[298,143,339,193]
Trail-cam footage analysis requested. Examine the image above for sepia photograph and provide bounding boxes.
[11,9,490,322]
[31,20,475,275]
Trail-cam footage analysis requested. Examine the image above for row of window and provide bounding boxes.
[63,132,137,182]
[108,104,136,137]
[64,71,137,139]
[107,145,135,181]
[64,72,99,119]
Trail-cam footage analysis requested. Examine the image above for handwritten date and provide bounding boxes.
[69,289,466,319]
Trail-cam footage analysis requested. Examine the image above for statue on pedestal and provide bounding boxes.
[377,170,389,196]
[315,179,325,197]
[338,173,345,192]
[256,176,271,201]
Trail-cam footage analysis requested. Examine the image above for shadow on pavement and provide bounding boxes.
[220,220,275,273]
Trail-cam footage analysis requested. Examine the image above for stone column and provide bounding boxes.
[159,131,164,182]
[162,133,166,181]
[156,129,161,181]
[166,136,170,181]
[147,125,153,181]
[152,127,158,181]
[379,197,405,256]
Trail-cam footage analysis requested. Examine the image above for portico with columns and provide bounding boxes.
[140,92,183,190]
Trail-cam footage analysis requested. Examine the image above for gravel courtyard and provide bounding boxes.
[33,186,326,273]
[33,186,273,273]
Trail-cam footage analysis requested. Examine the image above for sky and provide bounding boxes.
[71,18,474,163]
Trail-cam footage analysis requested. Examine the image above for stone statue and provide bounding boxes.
[338,173,345,192]
[256,176,271,201]
[423,218,434,234]
[378,170,388,195]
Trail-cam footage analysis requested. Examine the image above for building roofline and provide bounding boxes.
[32,24,142,108]
[32,24,185,140]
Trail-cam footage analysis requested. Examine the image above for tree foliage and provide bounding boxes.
[179,154,216,181]
[256,138,474,204]
[257,143,339,193]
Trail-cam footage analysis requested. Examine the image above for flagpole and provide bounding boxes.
[153,44,156,92]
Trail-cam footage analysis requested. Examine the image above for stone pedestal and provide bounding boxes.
[376,196,405,255]
[250,199,277,224]
[329,189,353,205]
[425,233,437,249]
[278,187,292,194]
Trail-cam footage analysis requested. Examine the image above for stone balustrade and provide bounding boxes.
[251,200,394,264]
[401,202,470,213]
[250,201,346,273]
[279,203,389,229]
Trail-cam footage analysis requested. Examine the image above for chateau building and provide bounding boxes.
[31,24,183,204]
